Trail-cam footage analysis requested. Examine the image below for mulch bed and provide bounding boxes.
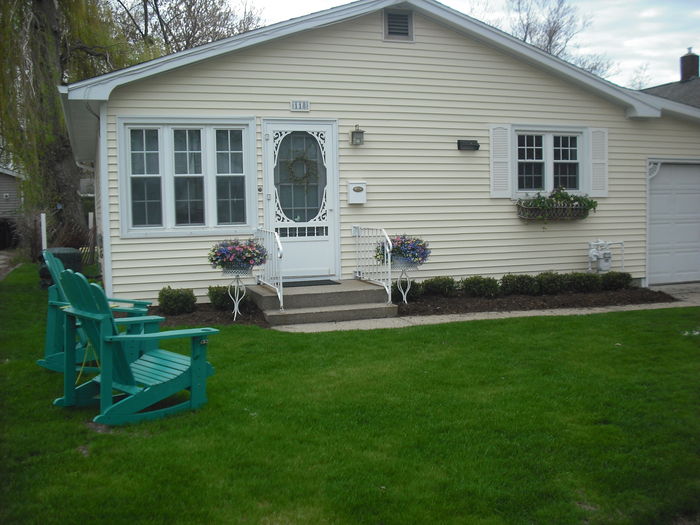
[151,287,676,328]
[396,288,675,316]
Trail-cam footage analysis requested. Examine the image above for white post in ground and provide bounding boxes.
[40,213,47,250]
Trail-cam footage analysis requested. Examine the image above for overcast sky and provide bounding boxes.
[253,0,699,88]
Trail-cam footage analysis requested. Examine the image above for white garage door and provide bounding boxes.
[649,163,700,284]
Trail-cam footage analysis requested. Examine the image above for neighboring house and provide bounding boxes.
[59,0,700,301]
[643,49,700,108]
[0,166,22,219]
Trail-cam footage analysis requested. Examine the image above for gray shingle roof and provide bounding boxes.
[643,77,700,109]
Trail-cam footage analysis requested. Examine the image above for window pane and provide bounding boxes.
[216,152,229,174]
[189,129,201,150]
[131,177,162,226]
[145,152,159,174]
[174,152,188,174]
[174,129,202,175]
[216,130,244,175]
[517,162,544,191]
[216,130,228,151]
[173,130,187,151]
[131,153,145,175]
[130,129,144,151]
[230,153,243,173]
[553,135,579,189]
[175,177,204,225]
[230,130,242,151]
[554,163,579,190]
[216,176,245,224]
[189,152,202,174]
[145,129,158,151]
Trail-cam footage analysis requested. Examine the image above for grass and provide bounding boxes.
[1,264,699,524]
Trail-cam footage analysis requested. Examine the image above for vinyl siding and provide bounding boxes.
[0,174,21,218]
[105,11,700,300]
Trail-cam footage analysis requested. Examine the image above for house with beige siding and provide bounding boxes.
[59,0,700,306]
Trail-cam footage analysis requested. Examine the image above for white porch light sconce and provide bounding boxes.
[350,125,365,145]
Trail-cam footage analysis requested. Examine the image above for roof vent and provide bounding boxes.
[384,10,413,41]
[680,47,698,82]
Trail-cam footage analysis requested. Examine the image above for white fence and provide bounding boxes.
[255,227,284,310]
[353,225,392,303]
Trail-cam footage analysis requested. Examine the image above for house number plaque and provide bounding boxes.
[290,100,310,112]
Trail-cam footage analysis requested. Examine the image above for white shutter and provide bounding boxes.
[490,124,512,198]
[589,128,608,197]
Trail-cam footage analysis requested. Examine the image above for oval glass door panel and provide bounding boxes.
[274,131,328,237]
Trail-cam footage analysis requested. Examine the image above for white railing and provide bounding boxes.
[353,225,392,303]
[255,227,284,310]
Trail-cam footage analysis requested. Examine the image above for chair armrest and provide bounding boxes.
[111,305,149,315]
[106,327,219,343]
[114,315,166,326]
[107,297,152,307]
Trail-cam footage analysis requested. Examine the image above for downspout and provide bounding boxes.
[99,101,113,295]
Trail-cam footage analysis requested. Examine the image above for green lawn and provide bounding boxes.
[1,264,699,524]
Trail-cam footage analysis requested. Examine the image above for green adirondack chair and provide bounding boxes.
[54,270,218,425]
[39,250,155,373]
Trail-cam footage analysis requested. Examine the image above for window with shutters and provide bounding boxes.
[489,125,608,199]
[384,9,413,41]
[120,118,256,237]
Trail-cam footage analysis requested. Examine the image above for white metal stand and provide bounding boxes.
[392,258,418,304]
[222,267,253,320]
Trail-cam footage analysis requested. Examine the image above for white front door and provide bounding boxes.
[263,120,338,280]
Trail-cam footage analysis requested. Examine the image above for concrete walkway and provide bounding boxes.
[274,283,700,333]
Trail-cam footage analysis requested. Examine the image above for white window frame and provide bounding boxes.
[512,126,590,198]
[118,117,256,238]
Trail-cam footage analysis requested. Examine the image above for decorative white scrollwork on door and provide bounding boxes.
[272,130,329,238]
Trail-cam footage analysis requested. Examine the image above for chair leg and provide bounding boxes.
[93,375,191,425]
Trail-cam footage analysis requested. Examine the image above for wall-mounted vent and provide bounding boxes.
[384,10,413,41]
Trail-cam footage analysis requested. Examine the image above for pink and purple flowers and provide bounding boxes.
[376,234,431,265]
[208,239,268,269]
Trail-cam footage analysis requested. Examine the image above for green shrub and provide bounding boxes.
[460,276,500,298]
[601,271,632,291]
[536,272,566,295]
[391,280,423,303]
[500,274,539,296]
[421,276,458,297]
[208,285,233,311]
[158,286,197,315]
[564,272,602,293]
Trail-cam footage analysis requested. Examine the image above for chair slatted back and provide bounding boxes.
[43,250,69,302]
[60,270,136,386]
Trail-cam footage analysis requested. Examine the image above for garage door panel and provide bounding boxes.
[649,163,700,284]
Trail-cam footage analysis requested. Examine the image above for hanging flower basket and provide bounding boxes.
[515,189,597,221]
[208,239,267,275]
[376,234,431,269]
[392,256,420,271]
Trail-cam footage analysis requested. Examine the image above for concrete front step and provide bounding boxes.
[264,302,398,326]
[248,279,389,310]
[247,279,397,325]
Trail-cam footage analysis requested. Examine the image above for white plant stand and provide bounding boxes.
[222,266,253,320]
[392,257,419,304]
